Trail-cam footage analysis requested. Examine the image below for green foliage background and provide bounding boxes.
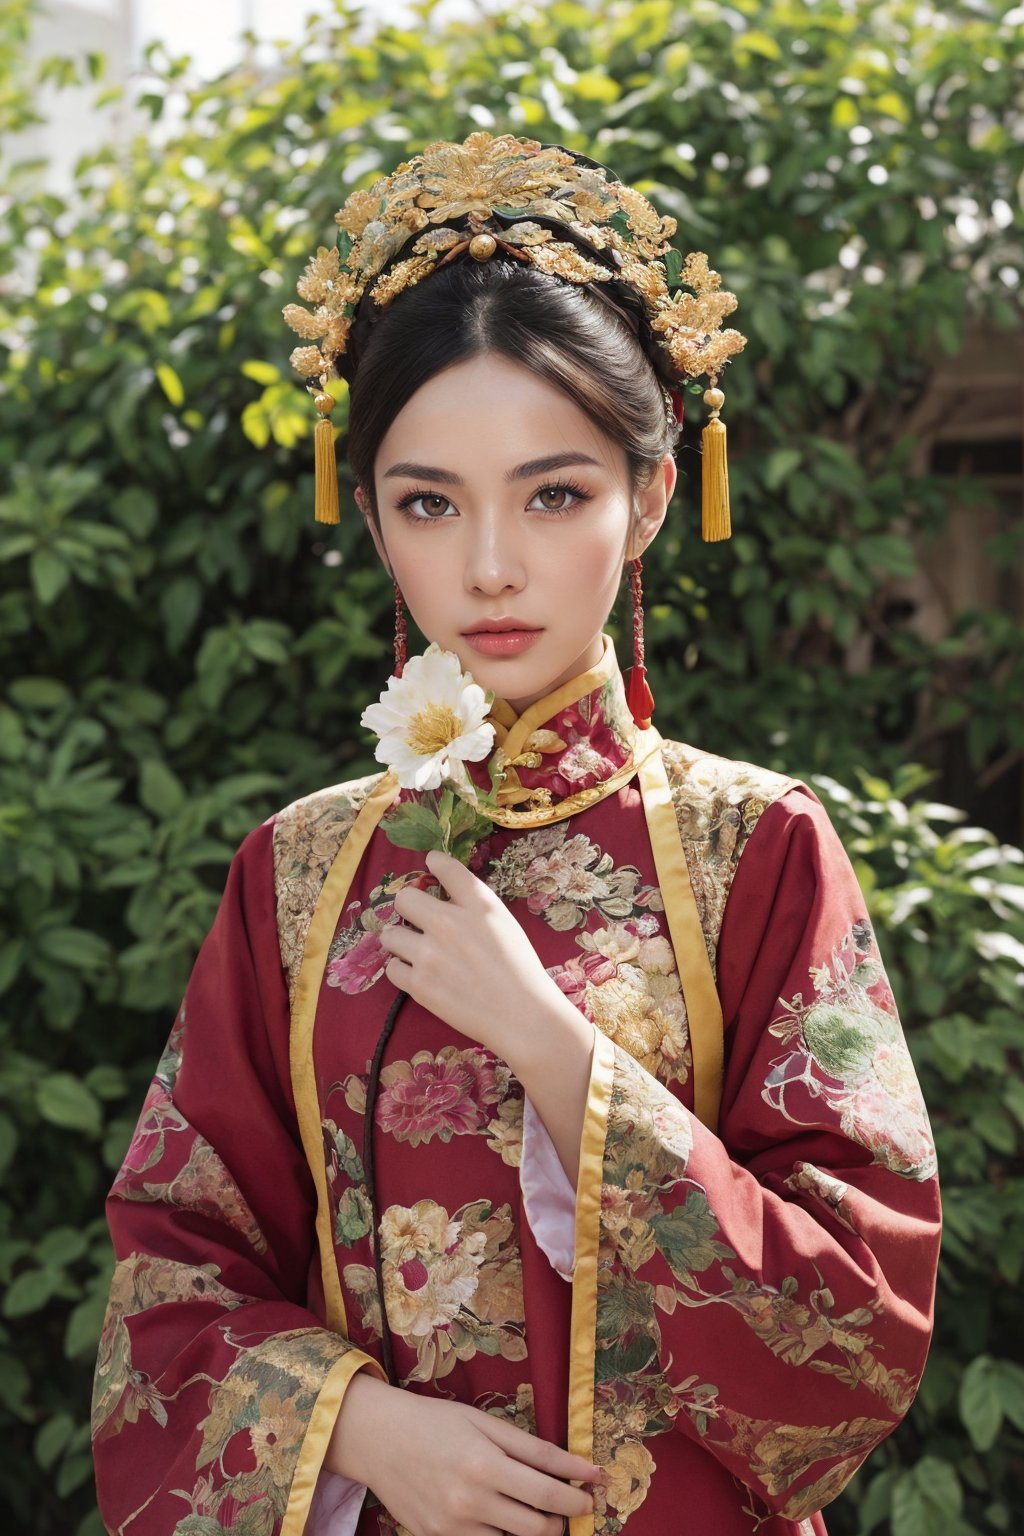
[1,0,1022,1531]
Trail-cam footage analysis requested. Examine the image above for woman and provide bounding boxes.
[92,133,941,1536]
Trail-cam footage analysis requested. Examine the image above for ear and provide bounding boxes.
[355,485,394,577]
[627,452,676,562]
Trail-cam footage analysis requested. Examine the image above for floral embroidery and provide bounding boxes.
[175,1326,359,1532]
[376,1046,511,1146]
[660,740,795,981]
[764,919,937,1180]
[325,867,437,994]
[719,1407,890,1520]
[785,1161,857,1232]
[110,1081,267,1255]
[323,1119,373,1244]
[486,823,663,932]
[590,1045,915,1528]
[550,918,691,1086]
[485,1093,524,1166]
[156,1006,186,1093]
[487,826,691,1084]
[473,668,635,810]
[273,772,384,1006]
[476,1381,537,1433]
[344,1198,526,1384]
[93,1254,245,1442]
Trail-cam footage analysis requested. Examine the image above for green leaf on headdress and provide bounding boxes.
[492,205,522,219]
[664,249,684,287]
[336,229,353,262]
[608,210,631,240]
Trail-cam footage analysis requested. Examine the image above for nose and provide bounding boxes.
[463,511,526,598]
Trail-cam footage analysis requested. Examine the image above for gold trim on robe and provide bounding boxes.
[273,637,799,1536]
[635,728,725,1133]
[289,769,399,1335]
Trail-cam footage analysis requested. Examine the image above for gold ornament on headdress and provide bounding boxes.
[283,132,747,539]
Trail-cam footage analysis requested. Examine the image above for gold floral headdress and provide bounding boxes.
[283,131,747,540]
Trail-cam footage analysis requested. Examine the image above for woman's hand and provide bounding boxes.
[379,848,596,1182]
[379,849,571,1061]
[328,1371,602,1536]
[378,849,595,1184]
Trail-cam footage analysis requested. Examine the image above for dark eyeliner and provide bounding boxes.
[532,478,592,514]
[393,477,594,525]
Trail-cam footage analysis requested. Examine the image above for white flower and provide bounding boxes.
[360,643,495,791]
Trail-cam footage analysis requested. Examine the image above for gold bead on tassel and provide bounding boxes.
[701,385,732,542]
[313,390,340,525]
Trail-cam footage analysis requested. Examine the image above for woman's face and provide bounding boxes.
[357,352,676,712]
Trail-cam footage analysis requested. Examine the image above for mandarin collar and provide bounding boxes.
[465,635,638,819]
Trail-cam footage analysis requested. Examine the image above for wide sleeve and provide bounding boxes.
[92,818,383,1536]
[572,784,942,1529]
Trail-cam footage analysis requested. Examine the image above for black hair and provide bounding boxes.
[343,252,680,529]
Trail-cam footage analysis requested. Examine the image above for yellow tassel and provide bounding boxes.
[313,391,340,525]
[701,386,731,542]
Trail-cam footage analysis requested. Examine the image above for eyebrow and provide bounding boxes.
[381,452,603,485]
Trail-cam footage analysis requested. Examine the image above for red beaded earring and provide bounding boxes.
[626,556,655,731]
[393,583,407,677]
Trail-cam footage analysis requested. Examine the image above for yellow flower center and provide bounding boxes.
[406,703,462,756]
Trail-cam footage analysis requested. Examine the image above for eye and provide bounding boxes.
[528,480,592,514]
[395,489,455,521]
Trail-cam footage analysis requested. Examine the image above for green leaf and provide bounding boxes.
[36,926,111,968]
[858,1467,900,1532]
[241,360,280,384]
[139,758,186,816]
[55,1451,94,1498]
[156,362,184,406]
[0,1350,32,1419]
[35,1411,75,1471]
[762,448,802,491]
[159,575,203,649]
[595,1332,657,1381]
[110,486,159,538]
[736,28,781,59]
[64,1288,109,1359]
[36,1074,103,1136]
[831,97,859,130]
[30,549,70,605]
[37,1227,88,1268]
[650,1191,735,1286]
[992,1357,1024,1434]
[244,625,290,664]
[825,544,858,586]
[3,1268,64,1318]
[85,1064,128,1100]
[381,802,445,851]
[0,939,25,994]
[892,1457,963,1536]
[0,1113,17,1177]
[8,677,70,710]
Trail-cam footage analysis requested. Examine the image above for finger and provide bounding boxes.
[490,1459,595,1520]
[480,1491,575,1535]
[475,1413,604,1486]
[378,923,422,962]
[425,848,486,902]
[392,884,445,929]
[383,954,415,991]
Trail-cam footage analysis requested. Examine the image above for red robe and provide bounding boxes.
[92,638,941,1535]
